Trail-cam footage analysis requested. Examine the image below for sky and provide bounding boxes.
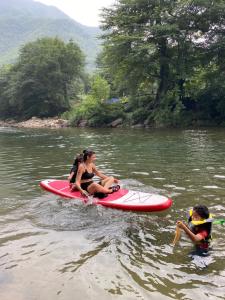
[36,0,115,27]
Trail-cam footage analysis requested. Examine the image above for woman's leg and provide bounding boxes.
[87,182,112,194]
[100,176,115,189]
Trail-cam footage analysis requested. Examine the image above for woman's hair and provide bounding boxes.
[69,154,84,183]
[193,205,209,219]
[72,154,83,173]
[83,149,95,162]
[73,153,83,165]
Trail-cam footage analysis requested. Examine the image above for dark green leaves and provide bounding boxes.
[99,0,225,126]
[0,37,85,120]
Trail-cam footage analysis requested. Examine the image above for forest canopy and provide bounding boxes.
[97,0,225,126]
[1,0,225,127]
[0,37,85,119]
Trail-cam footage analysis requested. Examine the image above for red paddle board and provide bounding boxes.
[40,179,172,212]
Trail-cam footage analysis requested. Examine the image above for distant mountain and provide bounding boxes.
[0,0,101,70]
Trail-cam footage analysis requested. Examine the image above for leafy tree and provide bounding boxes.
[89,74,110,100]
[68,74,124,127]
[0,37,85,119]
[100,0,225,126]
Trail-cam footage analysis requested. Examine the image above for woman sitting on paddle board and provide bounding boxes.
[72,149,120,197]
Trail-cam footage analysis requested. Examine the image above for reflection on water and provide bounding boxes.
[0,127,225,299]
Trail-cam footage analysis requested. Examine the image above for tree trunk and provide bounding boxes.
[154,38,169,108]
[153,0,170,109]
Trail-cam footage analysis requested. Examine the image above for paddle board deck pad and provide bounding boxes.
[40,179,172,212]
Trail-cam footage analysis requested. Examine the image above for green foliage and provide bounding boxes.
[1,0,225,127]
[99,0,225,127]
[68,75,124,127]
[0,37,85,119]
[89,75,110,100]
[87,102,124,127]
[184,67,208,100]
[153,92,185,127]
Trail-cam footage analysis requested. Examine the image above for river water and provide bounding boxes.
[0,127,225,300]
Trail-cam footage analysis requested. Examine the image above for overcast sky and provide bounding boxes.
[36,0,115,27]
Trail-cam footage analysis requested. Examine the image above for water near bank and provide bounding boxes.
[0,126,225,300]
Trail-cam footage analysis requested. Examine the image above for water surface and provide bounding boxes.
[0,127,225,300]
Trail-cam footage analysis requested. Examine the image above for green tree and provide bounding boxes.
[89,74,110,100]
[0,37,85,119]
[68,74,124,127]
[100,0,225,126]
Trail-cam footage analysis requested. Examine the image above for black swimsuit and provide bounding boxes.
[81,170,95,180]
[80,181,93,191]
[80,169,95,191]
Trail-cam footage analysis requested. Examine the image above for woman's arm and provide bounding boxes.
[177,221,204,243]
[93,164,119,183]
[92,164,108,180]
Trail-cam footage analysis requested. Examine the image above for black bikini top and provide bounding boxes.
[81,169,95,180]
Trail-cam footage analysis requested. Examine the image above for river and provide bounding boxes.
[0,127,225,300]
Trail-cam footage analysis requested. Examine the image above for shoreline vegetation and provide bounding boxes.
[0,116,222,129]
[1,2,225,128]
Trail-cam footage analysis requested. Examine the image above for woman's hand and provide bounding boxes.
[81,189,89,197]
[70,183,77,191]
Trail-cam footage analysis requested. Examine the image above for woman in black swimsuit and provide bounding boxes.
[75,149,120,197]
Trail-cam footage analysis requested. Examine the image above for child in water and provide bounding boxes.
[176,205,213,254]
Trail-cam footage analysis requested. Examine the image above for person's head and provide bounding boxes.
[192,205,209,221]
[83,149,96,162]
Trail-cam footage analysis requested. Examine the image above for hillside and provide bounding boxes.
[0,0,101,70]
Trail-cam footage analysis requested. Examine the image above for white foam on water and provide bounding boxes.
[132,172,149,175]
[214,175,225,179]
[163,184,177,188]
[203,185,220,189]
[174,186,186,191]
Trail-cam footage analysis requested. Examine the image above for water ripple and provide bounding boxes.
[1,127,225,299]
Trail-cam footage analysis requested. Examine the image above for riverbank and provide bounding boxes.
[0,117,69,128]
[0,117,128,129]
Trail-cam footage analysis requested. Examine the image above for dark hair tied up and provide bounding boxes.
[73,153,83,166]
[83,149,95,161]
